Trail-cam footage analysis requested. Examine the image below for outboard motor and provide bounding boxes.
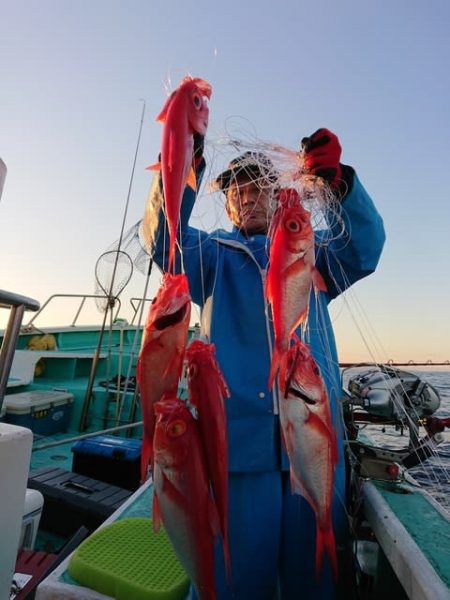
[343,365,446,479]
[347,366,440,423]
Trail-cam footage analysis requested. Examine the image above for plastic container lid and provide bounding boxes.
[4,390,74,414]
[72,435,141,460]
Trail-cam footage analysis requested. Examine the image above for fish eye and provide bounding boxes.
[167,419,187,438]
[193,94,201,108]
[286,219,300,232]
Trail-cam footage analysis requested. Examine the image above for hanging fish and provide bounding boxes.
[186,339,231,579]
[153,397,219,600]
[279,340,338,578]
[147,76,212,270]
[265,188,327,389]
[136,273,191,481]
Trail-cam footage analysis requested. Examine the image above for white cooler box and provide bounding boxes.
[3,390,74,435]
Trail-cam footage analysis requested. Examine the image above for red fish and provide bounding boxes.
[279,340,338,578]
[148,76,212,270]
[153,397,220,600]
[186,339,231,578]
[266,188,326,388]
[136,273,191,481]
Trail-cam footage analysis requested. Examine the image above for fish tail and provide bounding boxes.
[316,523,338,580]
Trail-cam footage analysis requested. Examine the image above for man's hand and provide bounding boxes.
[301,128,342,188]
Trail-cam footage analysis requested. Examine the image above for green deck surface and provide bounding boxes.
[31,432,79,472]
[374,481,450,587]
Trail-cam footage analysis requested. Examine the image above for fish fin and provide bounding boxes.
[289,467,303,496]
[284,257,306,277]
[219,371,230,399]
[152,491,162,532]
[208,496,221,537]
[163,350,183,381]
[268,205,283,240]
[140,434,153,482]
[265,271,273,304]
[289,469,318,520]
[313,268,328,293]
[168,240,176,273]
[186,166,197,191]
[306,409,338,466]
[316,523,338,580]
[146,161,162,171]
[306,410,336,442]
[136,356,142,383]
[158,471,191,516]
[155,90,176,123]
[269,344,282,390]
[330,429,339,466]
[222,534,232,584]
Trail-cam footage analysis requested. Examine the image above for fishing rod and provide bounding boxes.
[79,100,147,431]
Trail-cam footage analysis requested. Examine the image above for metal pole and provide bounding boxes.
[33,420,143,451]
[79,304,111,431]
[0,305,25,409]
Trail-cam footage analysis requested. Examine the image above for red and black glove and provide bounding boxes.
[193,132,205,166]
[301,128,342,188]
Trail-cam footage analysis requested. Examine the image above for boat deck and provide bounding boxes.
[33,477,450,600]
[31,432,80,473]
[363,480,450,599]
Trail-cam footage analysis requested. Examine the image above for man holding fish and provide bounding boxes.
[141,76,385,599]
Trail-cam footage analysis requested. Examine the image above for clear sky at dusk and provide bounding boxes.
[1,0,449,363]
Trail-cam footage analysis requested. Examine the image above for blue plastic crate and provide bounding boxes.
[72,435,142,491]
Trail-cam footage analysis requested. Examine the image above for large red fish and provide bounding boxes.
[279,340,338,578]
[148,76,212,270]
[136,273,191,481]
[152,397,219,600]
[186,339,231,578]
[266,188,326,389]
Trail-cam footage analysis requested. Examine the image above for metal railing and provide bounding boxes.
[129,296,153,325]
[24,293,122,328]
[0,290,40,409]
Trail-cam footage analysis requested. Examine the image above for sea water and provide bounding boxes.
[408,369,450,511]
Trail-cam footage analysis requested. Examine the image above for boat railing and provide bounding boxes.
[23,294,158,329]
[129,297,153,325]
[24,293,122,328]
[0,289,40,409]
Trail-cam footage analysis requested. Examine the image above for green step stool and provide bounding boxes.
[68,517,190,600]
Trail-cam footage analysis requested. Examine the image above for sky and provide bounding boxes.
[1,0,449,363]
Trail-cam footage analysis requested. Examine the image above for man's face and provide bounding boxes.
[225,175,274,235]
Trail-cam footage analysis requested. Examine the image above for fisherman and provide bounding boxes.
[141,128,385,599]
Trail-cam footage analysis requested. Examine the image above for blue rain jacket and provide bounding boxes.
[141,160,385,474]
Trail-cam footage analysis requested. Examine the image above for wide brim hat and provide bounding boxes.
[213,151,279,191]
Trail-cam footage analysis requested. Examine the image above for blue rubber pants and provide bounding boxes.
[189,468,347,599]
